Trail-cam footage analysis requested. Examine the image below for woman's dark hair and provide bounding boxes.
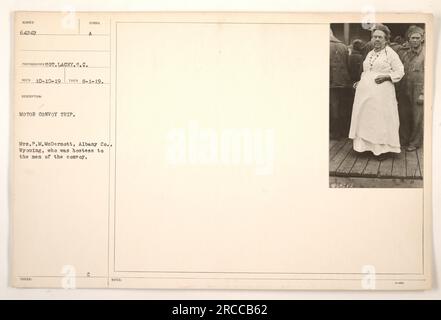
[371,23,391,42]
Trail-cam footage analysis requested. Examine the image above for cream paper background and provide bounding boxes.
[6,9,435,293]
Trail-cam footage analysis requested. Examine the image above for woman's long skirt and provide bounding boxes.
[349,72,401,155]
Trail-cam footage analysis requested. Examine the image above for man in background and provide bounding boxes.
[348,39,364,83]
[330,29,352,139]
[398,25,425,151]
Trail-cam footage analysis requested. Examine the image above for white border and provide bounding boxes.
[1,0,440,299]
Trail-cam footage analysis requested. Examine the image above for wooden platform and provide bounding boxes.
[329,139,423,181]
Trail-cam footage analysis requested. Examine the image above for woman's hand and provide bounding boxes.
[353,82,359,89]
[374,75,391,84]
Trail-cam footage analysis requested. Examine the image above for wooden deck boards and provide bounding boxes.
[329,139,423,180]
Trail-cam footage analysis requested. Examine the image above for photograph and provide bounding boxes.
[329,23,425,188]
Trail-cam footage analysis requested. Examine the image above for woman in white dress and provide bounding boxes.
[349,24,405,157]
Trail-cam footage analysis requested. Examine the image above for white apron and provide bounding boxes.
[349,46,405,155]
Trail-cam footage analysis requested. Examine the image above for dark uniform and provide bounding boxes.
[348,48,363,83]
[398,39,424,149]
[330,34,352,139]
